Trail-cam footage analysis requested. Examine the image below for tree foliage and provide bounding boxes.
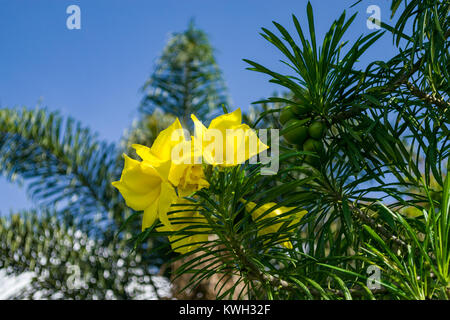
[140,21,229,125]
[0,211,170,299]
[0,108,123,236]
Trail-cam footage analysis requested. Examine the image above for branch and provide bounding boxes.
[331,57,426,124]
[0,108,124,233]
[349,203,407,248]
[406,81,449,112]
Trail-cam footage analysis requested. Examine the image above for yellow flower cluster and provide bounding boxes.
[112,118,209,230]
[113,109,269,251]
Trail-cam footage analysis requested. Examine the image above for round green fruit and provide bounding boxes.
[279,106,296,125]
[283,120,308,145]
[303,138,322,153]
[305,155,320,167]
[308,121,326,139]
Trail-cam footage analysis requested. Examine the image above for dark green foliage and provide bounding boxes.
[0,108,124,236]
[283,120,308,145]
[144,0,449,300]
[233,0,449,299]
[279,106,296,125]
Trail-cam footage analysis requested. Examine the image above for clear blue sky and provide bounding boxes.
[0,0,396,214]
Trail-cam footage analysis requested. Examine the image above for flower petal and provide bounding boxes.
[150,118,185,161]
[243,200,307,249]
[112,154,162,211]
[142,200,159,231]
[121,156,162,192]
[158,182,178,227]
[209,108,242,131]
[191,114,208,146]
[112,180,161,211]
[132,144,161,163]
[142,159,172,182]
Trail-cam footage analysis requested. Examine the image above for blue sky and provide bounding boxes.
[0,0,397,214]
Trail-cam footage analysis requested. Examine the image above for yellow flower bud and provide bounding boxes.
[244,200,307,249]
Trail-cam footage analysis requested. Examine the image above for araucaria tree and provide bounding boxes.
[140,21,229,125]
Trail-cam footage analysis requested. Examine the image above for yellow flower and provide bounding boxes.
[132,119,209,197]
[112,155,177,231]
[244,201,307,249]
[156,198,209,254]
[113,118,209,231]
[191,108,269,166]
[131,118,185,168]
[169,158,210,197]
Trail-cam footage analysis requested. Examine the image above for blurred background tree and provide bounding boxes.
[0,211,170,299]
[140,20,229,126]
[0,107,172,299]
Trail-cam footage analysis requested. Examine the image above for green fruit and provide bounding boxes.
[430,191,441,202]
[283,119,308,145]
[303,139,322,167]
[279,106,296,125]
[308,121,326,139]
[305,155,320,167]
[303,138,322,153]
[291,105,311,116]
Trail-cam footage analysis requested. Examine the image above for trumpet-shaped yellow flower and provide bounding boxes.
[191,108,269,166]
[131,118,185,168]
[113,118,209,231]
[112,155,177,230]
[244,201,307,249]
[156,198,209,254]
[132,119,209,197]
